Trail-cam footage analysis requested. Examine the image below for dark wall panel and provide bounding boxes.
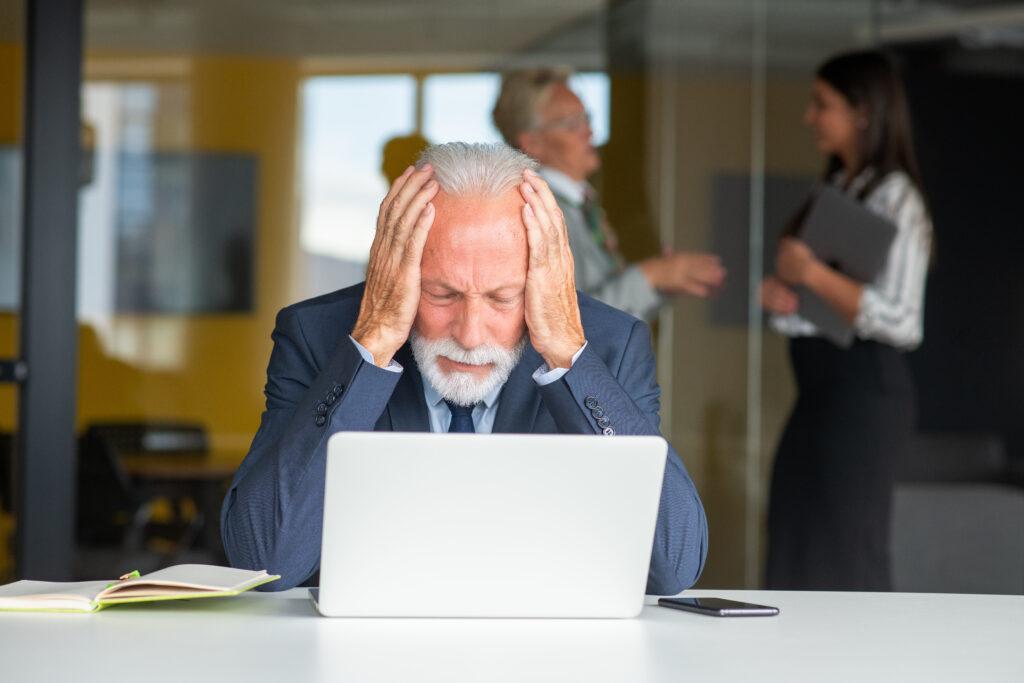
[899,59,1024,462]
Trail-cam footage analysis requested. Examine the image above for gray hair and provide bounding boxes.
[491,67,574,148]
[416,142,539,198]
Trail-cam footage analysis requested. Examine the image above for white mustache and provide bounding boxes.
[431,339,510,368]
[410,330,528,407]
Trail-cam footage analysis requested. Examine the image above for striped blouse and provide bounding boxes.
[770,168,933,350]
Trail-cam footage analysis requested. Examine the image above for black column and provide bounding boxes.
[16,0,83,580]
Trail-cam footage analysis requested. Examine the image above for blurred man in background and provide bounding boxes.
[493,67,725,322]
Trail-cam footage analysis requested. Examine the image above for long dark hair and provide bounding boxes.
[784,49,927,237]
[817,49,924,198]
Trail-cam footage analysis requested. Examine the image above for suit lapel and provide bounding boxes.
[492,349,544,434]
[384,343,431,432]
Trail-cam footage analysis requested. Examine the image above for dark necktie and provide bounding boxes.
[445,401,476,433]
[581,190,622,269]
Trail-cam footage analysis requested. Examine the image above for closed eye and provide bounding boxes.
[488,293,521,308]
[424,290,458,303]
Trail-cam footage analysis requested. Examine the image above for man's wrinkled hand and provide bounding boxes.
[351,164,439,367]
[518,169,586,370]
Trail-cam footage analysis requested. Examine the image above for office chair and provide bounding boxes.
[76,421,209,556]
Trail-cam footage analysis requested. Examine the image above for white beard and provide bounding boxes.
[410,329,528,407]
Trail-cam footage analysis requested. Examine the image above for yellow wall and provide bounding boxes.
[0,42,21,142]
[0,43,23,446]
[0,49,302,456]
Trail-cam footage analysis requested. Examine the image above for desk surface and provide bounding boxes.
[2,589,1021,682]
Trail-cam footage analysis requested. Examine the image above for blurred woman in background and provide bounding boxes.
[761,50,933,591]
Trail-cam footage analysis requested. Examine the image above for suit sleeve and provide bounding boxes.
[536,320,708,595]
[220,306,401,590]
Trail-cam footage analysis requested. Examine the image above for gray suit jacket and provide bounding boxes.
[221,283,707,594]
[541,167,663,321]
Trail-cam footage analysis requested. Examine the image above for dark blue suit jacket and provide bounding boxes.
[221,283,708,594]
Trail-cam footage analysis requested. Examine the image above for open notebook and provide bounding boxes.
[0,564,278,613]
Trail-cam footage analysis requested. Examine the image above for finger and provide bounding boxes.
[775,295,798,315]
[521,169,564,233]
[370,178,438,277]
[390,179,439,255]
[519,175,575,277]
[518,176,551,235]
[402,201,436,266]
[521,200,548,266]
[701,264,727,286]
[769,281,798,313]
[685,282,711,298]
[380,163,435,234]
[381,165,415,208]
[375,166,417,234]
[689,255,725,278]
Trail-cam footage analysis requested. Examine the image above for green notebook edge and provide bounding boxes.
[0,573,281,613]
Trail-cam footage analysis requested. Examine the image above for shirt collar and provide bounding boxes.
[539,166,588,206]
[422,374,504,410]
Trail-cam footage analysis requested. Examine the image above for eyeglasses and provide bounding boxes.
[534,111,591,133]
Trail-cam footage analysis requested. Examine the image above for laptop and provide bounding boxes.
[311,431,667,618]
[797,184,898,347]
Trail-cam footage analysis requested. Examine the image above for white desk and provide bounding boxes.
[2,589,1022,682]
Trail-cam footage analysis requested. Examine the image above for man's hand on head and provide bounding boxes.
[519,168,587,370]
[352,164,439,367]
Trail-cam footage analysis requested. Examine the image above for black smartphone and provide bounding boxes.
[658,597,779,617]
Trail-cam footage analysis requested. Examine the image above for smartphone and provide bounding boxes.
[658,597,779,617]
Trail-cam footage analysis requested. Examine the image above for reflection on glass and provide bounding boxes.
[80,82,255,317]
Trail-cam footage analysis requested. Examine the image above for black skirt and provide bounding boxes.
[765,336,915,591]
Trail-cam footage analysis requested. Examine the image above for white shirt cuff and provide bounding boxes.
[532,341,588,386]
[349,336,403,373]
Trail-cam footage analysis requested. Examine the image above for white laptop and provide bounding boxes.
[311,431,667,618]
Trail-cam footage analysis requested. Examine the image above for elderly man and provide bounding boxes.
[221,142,708,595]
[493,68,726,321]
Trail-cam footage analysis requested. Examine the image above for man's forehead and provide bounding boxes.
[430,188,526,239]
[543,84,583,114]
[422,188,528,281]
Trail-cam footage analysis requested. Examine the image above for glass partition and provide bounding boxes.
[0,0,23,584]
[32,0,1023,587]
[69,0,888,584]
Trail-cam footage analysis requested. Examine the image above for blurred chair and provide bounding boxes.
[76,421,209,558]
[891,431,1024,594]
